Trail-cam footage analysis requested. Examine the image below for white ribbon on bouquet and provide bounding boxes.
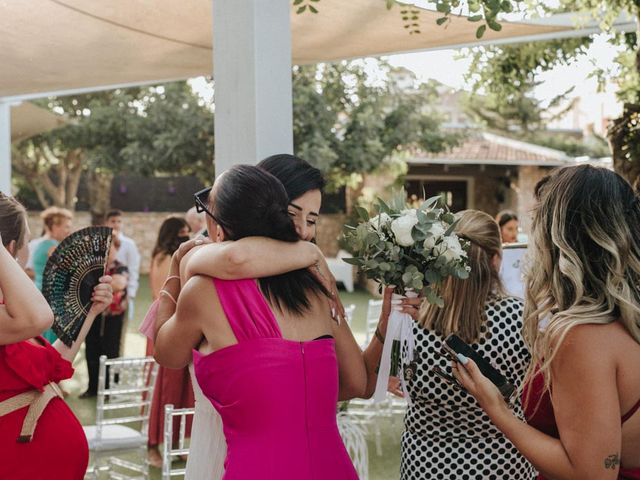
[373,289,418,405]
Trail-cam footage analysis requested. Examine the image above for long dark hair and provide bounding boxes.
[210,165,328,314]
[152,216,190,259]
[258,154,325,202]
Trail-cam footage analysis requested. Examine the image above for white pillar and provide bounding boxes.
[0,103,11,194]
[212,0,293,176]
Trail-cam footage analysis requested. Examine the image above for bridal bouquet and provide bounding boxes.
[343,192,470,403]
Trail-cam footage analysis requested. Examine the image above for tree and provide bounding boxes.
[13,83,214,220]
[14,61,457,214]
[292,61,461,191]
[435,0,640,183]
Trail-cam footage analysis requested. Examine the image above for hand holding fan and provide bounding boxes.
[42,226,113,346]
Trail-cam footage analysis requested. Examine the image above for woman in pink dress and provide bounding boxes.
[454,165,640,479]
[154,165,366,479]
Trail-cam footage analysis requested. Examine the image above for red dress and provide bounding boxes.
[0,337,88,480]
[146,337,194,447]
[523,371,640,480]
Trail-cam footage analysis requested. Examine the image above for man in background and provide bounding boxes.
[105,209,141,353]
[186,206,206,237]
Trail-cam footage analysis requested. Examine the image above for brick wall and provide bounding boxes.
[517,165,549,235]
[27,211,348,274]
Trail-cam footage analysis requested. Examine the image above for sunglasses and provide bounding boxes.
[193,187,225,232]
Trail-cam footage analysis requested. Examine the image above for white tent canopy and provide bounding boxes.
[1,0,634,100]
[11,103,67,143]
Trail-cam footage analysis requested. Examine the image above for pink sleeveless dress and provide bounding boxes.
[193,278,359,480]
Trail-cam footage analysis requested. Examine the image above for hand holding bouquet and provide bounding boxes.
[343,192,471,402]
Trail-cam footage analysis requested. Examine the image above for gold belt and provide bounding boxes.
[0,382,64,443]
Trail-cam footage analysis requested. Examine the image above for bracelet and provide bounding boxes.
[374,327,385,344]
[159,289,177,305]
[163,275,180,287]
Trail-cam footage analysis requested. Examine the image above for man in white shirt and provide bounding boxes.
[105,210,141,334]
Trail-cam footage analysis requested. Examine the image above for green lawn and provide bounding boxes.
[65,275,402,479]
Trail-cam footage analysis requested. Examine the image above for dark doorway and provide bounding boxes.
[405,178,468,212]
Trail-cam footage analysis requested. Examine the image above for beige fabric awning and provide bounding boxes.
[1,0,626,100]
[10,102,67,142]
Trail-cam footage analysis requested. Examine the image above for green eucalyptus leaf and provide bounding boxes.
[421,195,441,210]
[488,19,502,31]
[425,270,441,284]
[297,5,307,14]
[442,212,456,224]
[341,257,360,265]
[355,206,370,222]
[467,15,483,22]
[444,218,460,236]
[436,2,449,13]
[476,24,487,39]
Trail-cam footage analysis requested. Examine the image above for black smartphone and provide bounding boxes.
[444,334,516,400]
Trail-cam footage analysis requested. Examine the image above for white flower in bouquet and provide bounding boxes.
[434,235,466,262]
[423,221,447,251]
[369,212,391,231]
[390,210,418,247]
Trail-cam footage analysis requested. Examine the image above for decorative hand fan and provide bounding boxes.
[42,226,113,346]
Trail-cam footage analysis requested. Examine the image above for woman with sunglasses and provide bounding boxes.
[153,164,366,479]
[175,155,348,479]
[176,154,422,478]
[139,155,344,477]
[454,166,640,479]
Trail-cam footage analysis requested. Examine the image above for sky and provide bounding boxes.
[385,33,623,134]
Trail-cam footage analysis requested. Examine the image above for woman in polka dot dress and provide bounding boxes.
[400,210,536,480]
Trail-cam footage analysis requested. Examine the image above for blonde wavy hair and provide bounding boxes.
[418,209,505,343]
[523,165,640,399]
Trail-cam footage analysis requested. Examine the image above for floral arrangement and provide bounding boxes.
[343,191,470,305]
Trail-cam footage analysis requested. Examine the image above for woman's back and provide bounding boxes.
[193,277,357,480]
[402,296,535,479]
[524,321,640,475]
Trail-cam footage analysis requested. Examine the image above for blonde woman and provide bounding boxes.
[455,165,640,479]
[363,210,535,480]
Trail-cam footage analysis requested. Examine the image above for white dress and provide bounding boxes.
[185,364,227,480]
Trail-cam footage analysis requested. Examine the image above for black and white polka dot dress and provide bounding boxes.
[400,296,537,480]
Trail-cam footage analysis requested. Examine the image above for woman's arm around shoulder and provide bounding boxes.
[185,237,323,280]
[154,275,213,369]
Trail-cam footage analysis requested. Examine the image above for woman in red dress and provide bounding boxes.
[0,193,113,480]
[453,166,640,480]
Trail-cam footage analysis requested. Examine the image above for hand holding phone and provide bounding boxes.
[436,334,516,401]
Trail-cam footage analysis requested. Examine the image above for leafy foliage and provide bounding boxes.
[458,0,640,183]
[343,191,470,303]
[292,62,461,190]
[14,83,214,214]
